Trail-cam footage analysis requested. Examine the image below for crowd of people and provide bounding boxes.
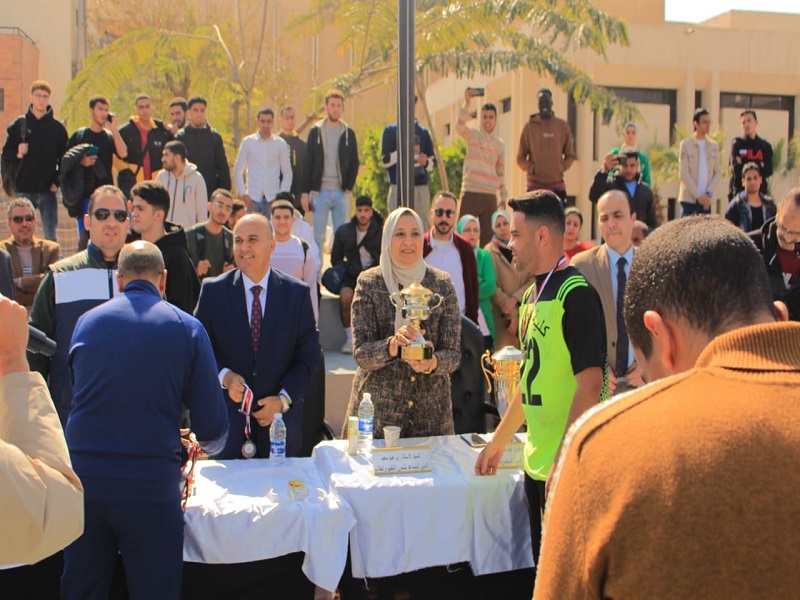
[2,77,800,599]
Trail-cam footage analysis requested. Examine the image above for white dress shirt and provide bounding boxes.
[605,244,635,370]
[425,233,466,315]
[233,133,292,204]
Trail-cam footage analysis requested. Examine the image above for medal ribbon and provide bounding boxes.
[240,384,254,440]
[521,255,567,341]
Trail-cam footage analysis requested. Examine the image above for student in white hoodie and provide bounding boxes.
[156,140,208,228]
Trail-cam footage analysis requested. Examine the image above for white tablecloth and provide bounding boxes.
[313,436,533,579]
[182,458,356,592]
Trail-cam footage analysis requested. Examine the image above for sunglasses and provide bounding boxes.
[11,215,35,224]
[93,208,128,223]
[434,209,456,218]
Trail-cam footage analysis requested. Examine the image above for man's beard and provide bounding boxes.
[435,222,451,236]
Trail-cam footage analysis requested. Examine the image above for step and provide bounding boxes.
[319,291,347,351]
[323,349,356,438]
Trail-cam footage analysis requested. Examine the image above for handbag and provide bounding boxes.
[321,263,347,295]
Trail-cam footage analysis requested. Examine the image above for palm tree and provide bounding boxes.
[287,0,636,190]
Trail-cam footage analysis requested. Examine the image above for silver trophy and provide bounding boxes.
[389,281,443,360]
[481,346,524,417]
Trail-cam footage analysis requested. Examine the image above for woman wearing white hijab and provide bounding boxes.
[342,207,461,439]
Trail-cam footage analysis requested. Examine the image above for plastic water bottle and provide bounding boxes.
[357,392,375,457]
[270,413,287,466]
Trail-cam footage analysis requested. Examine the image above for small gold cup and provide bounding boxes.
[389,281,443,360]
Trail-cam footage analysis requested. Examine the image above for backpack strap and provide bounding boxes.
[194,225,207,261]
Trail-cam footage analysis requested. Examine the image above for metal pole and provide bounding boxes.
[397,0,416,209]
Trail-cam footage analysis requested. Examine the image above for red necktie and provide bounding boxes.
[250,285,263,355]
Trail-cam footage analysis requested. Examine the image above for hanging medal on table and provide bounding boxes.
[239,384,257,459]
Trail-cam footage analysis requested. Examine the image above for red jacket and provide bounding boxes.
[423,231,479,324]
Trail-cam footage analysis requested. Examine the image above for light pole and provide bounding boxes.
[397,0,416,209]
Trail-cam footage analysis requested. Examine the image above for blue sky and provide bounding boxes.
[665,0,800,23]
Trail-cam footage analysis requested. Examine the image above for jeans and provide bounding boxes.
[680,201,711,217]
[311,188,349,266]
[18,191,58,241]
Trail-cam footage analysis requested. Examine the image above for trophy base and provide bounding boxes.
[400,345,432,361]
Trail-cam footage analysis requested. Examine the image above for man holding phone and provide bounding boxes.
[64,96,128,247]
[457,86,508,247]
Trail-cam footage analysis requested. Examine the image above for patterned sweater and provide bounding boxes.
[456,107,506,196]
[344,266,461,438]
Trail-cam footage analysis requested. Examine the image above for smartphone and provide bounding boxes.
[461,433,487,448]
[86,145,100,157]
[107,113,114,124]
[470,87,485,97]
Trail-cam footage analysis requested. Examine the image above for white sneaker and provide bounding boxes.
[341,338,353,353]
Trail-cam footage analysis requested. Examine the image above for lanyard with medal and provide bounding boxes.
[239,383,257,458]
[520,255,568,340]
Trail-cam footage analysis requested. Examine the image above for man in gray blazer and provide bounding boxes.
[571,190,644,393]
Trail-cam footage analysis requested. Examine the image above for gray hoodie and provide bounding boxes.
[156,162,208,228]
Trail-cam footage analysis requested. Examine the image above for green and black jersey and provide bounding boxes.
[517,265,608,480]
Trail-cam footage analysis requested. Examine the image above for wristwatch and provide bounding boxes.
[279,393,291,413]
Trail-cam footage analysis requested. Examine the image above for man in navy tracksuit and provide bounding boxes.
[61,240,228,600]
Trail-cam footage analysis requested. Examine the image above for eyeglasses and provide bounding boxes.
[434,209,456,218]
[93,208,128,223]
[11,215,35,224]
[777,221,800,239]
[212,201,233,213]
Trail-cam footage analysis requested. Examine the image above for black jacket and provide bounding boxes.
[729,135,773,198]
[1,105,68,192]
[750,217,800,321]
[176,124,231,198]
[58,144,110,218]
[118,118,172,173]
[331,212,384,279]
[588,170,657,229]
[128,223,200,314]
[156,223,201,314]
[303,120,359,194]
[279,132,307,209]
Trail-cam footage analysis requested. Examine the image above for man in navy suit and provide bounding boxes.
[195,213,319,459]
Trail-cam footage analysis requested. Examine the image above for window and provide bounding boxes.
[444,123,450,136]
[501,97,512,113]
[720,92,795,137]
[695,91,703,110]
[607,87,678,142]
[0,88,4,112]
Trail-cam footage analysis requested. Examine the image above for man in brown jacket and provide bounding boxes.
[1,198,60,309]
[536,216,800,598]
[516,89,576,203]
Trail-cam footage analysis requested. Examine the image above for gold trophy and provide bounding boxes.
[481,346,524,417]
[389,281,443,360]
